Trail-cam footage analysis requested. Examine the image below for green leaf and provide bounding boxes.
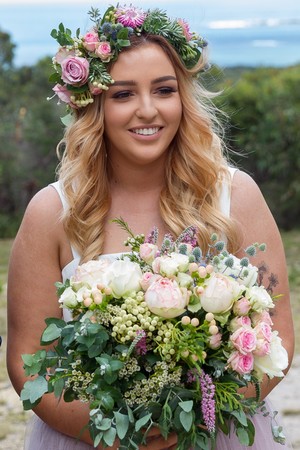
[53,377,65,398]
[179,410,193,432]
[179,400,193,413]
[20,376,48,404]
[98,391,114,411]
[22,350,47,376]
[93,432,103,448]
[98,418,111,431]
[114,411,129,440]
[135,413,152,432]
[103,426,117,447]
[236,426,250,446]
[41,323,62,344]
[230,409,248,426]
[116,39,130,47]
[50,29,58,39]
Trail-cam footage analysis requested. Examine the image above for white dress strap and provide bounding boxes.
[49,181,81,261]
[219,166,237,217]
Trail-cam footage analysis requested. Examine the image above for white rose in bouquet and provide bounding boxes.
[157,256,179,277]
[59,286,78,308]
[248,285,274,312]
[106,260,143,298]
[169,252,190,272]
[254,331,288,379]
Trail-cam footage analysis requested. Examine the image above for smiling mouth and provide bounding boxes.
[131,127,161,136]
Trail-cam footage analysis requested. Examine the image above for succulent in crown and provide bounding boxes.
[48,4,208,110]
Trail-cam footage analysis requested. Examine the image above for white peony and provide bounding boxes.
[200,273,242,314]
[71,259,110,288]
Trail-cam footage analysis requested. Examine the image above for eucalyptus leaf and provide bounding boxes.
[103,426,117,447]
[20,376,48,404]
[179,410,193,432]
[98,418,111,431]
[230,409,248,426]
[135,413,152,432]
[236,426,250,446]
[179,400,193,413]
[114,411,130,440]
[41,323,62,344]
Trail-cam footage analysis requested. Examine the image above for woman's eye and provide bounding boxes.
[112,91,132,99]
[157,87,177,95]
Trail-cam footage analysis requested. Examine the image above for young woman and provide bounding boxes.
[7,4,294,449]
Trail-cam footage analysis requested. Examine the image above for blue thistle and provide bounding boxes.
[192,247,202,262]
[178,243,188,254]
[224,256,234,268]
[245,245,256,257]
[214,241,225,252]
[240,257,249,267]
[101,22,113,34]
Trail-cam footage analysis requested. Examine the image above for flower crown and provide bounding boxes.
[49,4,207,109]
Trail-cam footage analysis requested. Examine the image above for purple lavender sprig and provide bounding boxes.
[200,371,216,434]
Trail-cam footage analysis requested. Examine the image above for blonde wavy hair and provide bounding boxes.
[57,34,240,262]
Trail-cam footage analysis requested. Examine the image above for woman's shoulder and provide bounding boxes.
[230,169,266,211]
[17,185,65,245]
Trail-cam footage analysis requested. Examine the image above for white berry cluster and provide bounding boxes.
[124,361,182,407]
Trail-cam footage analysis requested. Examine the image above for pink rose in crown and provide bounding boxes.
[145,277,188,318]
[227,351,254,375]
[61,56,89,86]
[52,84,77,108]
[95,42,113,61]
[88,83,103,96]
[55,47,75,64]
[230,326,257,354]
[83,31,100,52]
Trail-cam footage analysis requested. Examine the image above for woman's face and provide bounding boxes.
[103,43,182,168]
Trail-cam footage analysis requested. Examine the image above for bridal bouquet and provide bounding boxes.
[21,219,288,449]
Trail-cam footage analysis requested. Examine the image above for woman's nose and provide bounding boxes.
[135,95,158,120]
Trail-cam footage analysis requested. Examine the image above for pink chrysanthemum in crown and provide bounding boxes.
[115,5,146,28]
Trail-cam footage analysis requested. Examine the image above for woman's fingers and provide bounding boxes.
[140,431,178,449]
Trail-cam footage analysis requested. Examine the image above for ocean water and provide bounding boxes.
[1,1,300,68]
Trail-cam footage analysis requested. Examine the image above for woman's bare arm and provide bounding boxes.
[230,170,295,399]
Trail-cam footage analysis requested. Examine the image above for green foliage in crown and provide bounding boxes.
[48,4,207,110]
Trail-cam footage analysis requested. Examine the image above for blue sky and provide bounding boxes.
[1,0,299,67]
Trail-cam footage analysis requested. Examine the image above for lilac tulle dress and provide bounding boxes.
[24,171,293,449]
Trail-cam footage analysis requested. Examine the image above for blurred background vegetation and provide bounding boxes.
[0,28,299,237]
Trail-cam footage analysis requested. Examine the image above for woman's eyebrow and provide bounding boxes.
[112,76,177,87]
